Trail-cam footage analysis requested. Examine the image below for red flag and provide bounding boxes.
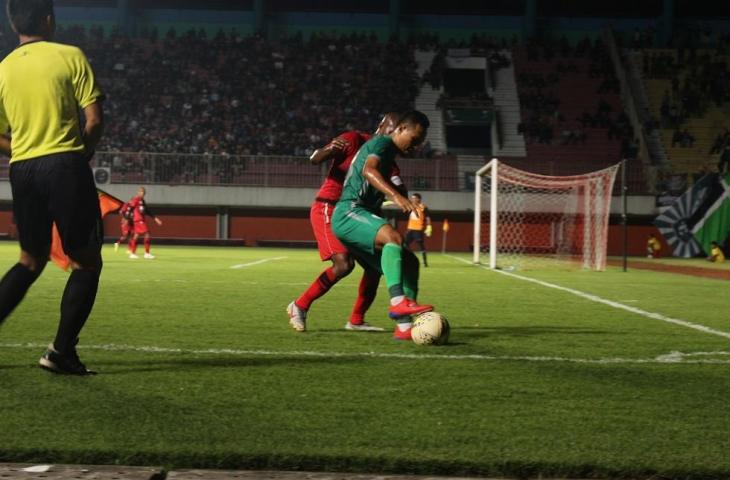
[50,189,125,271]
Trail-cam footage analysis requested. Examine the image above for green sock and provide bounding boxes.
[381,243,404,298]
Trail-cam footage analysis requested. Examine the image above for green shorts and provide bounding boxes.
[332,203,388,272]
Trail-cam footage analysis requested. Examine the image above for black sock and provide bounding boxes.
[0,263,41,325]
[54,269,100,354]
[422,251,428,266]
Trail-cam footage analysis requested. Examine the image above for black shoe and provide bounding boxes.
[39,344,96,375]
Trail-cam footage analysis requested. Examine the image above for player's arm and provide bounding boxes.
[82,102,104,159]
[141,200,163,225]
[0,104,10,157]
[310,136,348,165]
[362,155,415,213]
[0,134,10,158]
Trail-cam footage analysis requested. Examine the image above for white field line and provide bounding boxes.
[230,257,288,269]
[2,342,730,365]
[447,255,730,340]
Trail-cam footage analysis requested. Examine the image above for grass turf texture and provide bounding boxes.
[1,243,730,478]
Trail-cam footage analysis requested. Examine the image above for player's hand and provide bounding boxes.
[155,217,163,226]
[392,194,416,213]
[328,138,348,153]
[425,225,433,237]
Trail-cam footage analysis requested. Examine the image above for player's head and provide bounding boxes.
[137,186,146,198]
[390,110,430,154]
[7,0,55,38]
[374,112,400,136]
[410,193,422,204]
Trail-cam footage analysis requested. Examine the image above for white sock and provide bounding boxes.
[390,295,405,306]
[397,322,412,332]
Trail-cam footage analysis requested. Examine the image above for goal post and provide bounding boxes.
[473,159,620,271]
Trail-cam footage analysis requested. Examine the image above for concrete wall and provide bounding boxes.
[0,181,657,214]
[0,180,661,254]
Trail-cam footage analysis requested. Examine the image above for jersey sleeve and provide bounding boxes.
[70,48,104,108]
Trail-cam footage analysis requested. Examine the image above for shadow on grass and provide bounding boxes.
[91,355,356,375]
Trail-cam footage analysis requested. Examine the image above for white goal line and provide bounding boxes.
[447,255,730,340]
[1,343,730,365]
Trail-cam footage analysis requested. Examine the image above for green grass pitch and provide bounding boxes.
[1,243,729,478]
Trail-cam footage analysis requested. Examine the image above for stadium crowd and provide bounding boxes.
[0,26,419,157]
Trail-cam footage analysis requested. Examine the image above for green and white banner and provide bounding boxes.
[654,173,730,257]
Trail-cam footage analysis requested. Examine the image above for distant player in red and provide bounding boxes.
[126,187,163,259]
[114,201,134,253]
[287,113,401,332]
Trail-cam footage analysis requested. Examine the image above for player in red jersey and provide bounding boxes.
[114,201,134,253]
[287,113,402,332]
[126,187,163,259]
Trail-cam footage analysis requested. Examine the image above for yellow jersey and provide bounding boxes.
[407,205,429,231]
[0,40,103,162]
[647,237,661,252]
[711,246,725,263]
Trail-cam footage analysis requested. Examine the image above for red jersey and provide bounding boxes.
[127,196,154,223]
[315,131,371,203]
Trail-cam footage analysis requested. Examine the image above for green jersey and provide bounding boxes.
[338,135,399,213]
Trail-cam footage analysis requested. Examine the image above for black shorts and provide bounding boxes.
[405,229,425,247]
[9,152,102,258]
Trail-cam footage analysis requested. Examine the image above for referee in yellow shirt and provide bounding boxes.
[404,193,432,267]
[0,0,104,375]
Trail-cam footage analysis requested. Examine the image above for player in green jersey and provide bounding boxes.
[332,110,433,340]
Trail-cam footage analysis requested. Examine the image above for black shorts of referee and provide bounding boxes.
[10,152,102,259]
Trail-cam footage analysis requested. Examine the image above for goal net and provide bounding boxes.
[473,159,619,271]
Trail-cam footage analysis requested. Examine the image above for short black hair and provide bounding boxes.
[7,0,54,36]
[397,110,430,130]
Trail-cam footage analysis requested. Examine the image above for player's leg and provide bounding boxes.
[374,224,432,318]
[402,248,420,301]
[129,233,138,258]
[294,252,354,309]
[0,160,49,325]
[346,263,384,332]
[42,153,102,375]
[115,219,128,252]
[404,229,416,248]
[417,234,428,267]
[143,232,154,258]
[289,202,354,331]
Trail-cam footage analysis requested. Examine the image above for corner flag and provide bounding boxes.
[50,189,125,270]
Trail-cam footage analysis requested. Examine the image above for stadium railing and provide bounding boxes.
[82,152,462,191]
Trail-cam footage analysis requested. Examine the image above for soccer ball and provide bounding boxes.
[411,311,450,345]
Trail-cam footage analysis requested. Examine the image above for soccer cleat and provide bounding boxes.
[144,253,155,259]
[39,344,96,376]
[114,242,119,252]
[392,325,413,341]
[287,301,307,332]
[129,253,139,259]
[388,298,433,319]
[345,322,385,332]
